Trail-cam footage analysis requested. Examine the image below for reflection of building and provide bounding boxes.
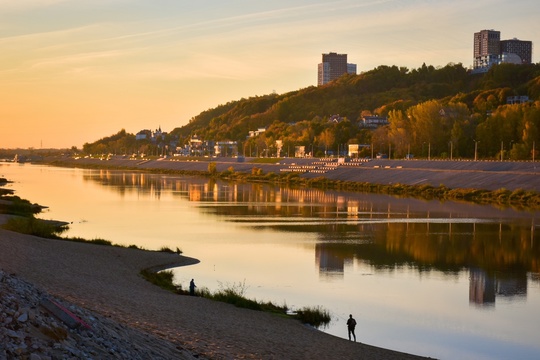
[316,243,345,278]
[469,268,496,304]
[469,268,527,306]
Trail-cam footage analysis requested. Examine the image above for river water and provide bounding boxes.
[2,163,540,360]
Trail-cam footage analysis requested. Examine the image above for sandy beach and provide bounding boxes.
[0,217,431,359]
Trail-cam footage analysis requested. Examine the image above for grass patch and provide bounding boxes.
[200,280,287,313]
[140,274,331,328]
[0,196,43,217]
[140,269,185,294]
[294,305,331,328]
[158,246,183,254]
[2,217,67,238]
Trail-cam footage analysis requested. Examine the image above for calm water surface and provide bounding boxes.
[2,163,540,360]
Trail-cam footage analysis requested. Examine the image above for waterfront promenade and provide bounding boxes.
[58,156,540,192]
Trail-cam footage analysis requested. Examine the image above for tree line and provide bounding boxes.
[81,62,540,160]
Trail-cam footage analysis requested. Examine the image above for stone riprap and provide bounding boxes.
[0,270,196,360]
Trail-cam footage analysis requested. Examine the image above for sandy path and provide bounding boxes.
[0,225,431,359]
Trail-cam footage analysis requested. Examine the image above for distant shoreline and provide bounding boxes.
[44,155,540,191]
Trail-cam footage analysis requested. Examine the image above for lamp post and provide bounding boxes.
[474,140,480,161]
[500,141,503,162]
[449,141,453,160]
[428,142,431,161]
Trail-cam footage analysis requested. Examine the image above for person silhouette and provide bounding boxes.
[346,314,357,341]
[189,279,196,296]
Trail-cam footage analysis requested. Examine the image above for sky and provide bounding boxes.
[1,0,539,149]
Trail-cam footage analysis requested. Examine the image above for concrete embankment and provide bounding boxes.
[51,156,540,192]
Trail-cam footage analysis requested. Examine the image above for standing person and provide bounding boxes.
[347,314,357,342]
[189,279,196,296]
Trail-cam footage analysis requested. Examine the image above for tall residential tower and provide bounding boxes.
[473,29,533,72]
[318,52,356,86]
[473,29,501,69]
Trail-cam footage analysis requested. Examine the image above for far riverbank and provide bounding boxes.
[45,155,540,192]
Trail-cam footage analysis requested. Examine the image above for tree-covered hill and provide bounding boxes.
[83,62,540,160]
[177,63,540,160]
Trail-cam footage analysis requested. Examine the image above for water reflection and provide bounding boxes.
[4,164,540,358]
[469,269,527,306]
[83,170,540,310]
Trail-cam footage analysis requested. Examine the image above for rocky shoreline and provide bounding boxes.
[0,270,195,360]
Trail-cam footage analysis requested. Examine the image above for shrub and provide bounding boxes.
[294,305,331,328]
[2,217,66,238]
[140,269,184,294]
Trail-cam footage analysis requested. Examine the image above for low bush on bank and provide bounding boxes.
[2,217,67,238]
[140,273,332,328]
[140,269,185,294]
[199,280,287,313]
[294,305,331,328]
[159,246,183,254]
[0,196,43,217]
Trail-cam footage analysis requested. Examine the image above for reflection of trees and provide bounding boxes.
[374,221,539,273]
[83,170,540,275]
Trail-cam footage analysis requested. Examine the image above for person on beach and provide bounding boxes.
[347,314,357,341]
[189,279,196,296]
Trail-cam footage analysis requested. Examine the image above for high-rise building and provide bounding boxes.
[473,29,533,72]
[500,38,532,64]
[473,29,500,69]
[318,52,356,86]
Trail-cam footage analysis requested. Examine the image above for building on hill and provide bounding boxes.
[474,29,501,70]
[318,52,357,86]
[507,95,530,105]
[500,38,532,65]
[214,141,238,157]
[359,115,389,129]
[136,129,151,140]
[473,29,533,73]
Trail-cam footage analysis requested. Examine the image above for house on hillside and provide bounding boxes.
[214,141,238,157]
[248,128,266,137]
[136,129,151,140]
[359,116,388,129]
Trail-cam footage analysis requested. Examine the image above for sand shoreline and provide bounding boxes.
[0,224,431,359]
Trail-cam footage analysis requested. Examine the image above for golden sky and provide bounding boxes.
[1,0,539,148]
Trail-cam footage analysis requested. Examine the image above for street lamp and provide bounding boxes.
[474,140,480,161]
[449,141,453,160]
